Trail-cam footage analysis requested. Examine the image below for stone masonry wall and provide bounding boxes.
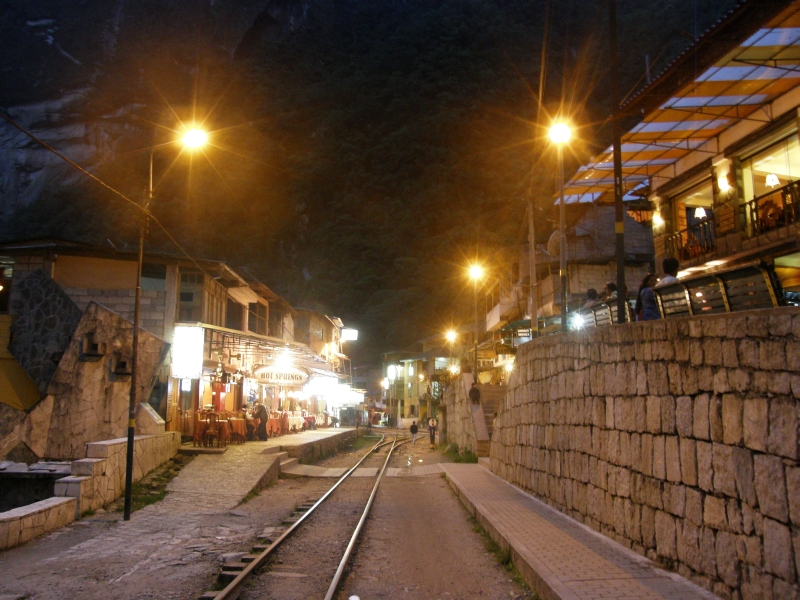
[443,373,478,454]
[490,307,800,600]
[61,287,167,338]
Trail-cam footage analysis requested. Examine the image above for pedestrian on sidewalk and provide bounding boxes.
[428,417,437,448]
[410,420,418,444]
[469,382,481,404]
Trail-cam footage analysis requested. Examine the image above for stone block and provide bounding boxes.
[700,526,718,578]
[722,340,739,368]
[70,458,105,477]
[731,447,757,507]
[722,394,743,446]
[641,505,656,547]
[677,521,703,572]
[641,434,653,477]
[763,517,796,583]
[676,396,693,437]
[709,394,723,443]
[693,393,710,440]
[665,436,681,483]
[652,435,666,480]
[713,443,737,498]
[646,396,661,433]
[716,530,741,588]
[680,437,697,486]
[703,338,723,366]
[743,398,768,452]
[661,396,676,434]
[767,399,797,460]
[738,338,759,369]
[663,482,686,517]
[697,441,713,492]
[686,487,704,526]
[787,467,800,527]
[760,340,787,371]
[705,495,728,530]
[754,455,789,523]
[655,510,677,559]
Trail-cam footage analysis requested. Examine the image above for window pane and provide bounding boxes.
[745,135,800,200]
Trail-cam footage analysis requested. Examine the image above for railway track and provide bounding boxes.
[198,433,410,600]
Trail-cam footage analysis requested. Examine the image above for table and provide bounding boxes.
[267,417,282,436]
[228,419,247,443]
[194,419,230,447]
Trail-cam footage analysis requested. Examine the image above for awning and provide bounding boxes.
[561,2,800,203]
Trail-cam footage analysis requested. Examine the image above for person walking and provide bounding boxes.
[469,382,481,404]
[428,417,437,448]
[410,420,418,444]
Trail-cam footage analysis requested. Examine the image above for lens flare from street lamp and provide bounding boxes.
[182,128,208,149]
[445,330,457,343]
[549,122,571,144]
[468,265,484,280]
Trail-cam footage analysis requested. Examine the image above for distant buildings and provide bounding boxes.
[0,238,360,462]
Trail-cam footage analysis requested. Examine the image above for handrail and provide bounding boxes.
[740,180,798,239]
[665,214,716,260]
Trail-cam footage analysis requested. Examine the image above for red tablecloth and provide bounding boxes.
[194,419,230,446]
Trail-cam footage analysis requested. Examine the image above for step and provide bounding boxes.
[262,446,282,455]
[279,457,299,471]
[476,440,490,457]
[219,571,241,581]
[241,553,261,563]
[199,592,220,599]
[223,562,249,571]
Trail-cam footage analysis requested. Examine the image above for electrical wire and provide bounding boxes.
[0,108,216,280]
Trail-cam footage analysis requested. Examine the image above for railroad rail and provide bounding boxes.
[200,433,409,600]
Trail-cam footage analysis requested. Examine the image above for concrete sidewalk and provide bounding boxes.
[442,463,720,600]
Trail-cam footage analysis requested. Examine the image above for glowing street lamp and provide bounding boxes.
[124,126,208,521]
[549,120,571,333]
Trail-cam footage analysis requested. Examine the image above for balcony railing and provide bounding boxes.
[665,215,716,261]
[741,180,798,239]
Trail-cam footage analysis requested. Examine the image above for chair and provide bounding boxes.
[204,413,221,447]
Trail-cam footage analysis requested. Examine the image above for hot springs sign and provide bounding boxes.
[253,365,309,386]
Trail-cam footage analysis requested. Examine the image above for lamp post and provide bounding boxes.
[123,126,208,521]
[468,265,484,383]
[445,329,456,369]
[549,122,571,333]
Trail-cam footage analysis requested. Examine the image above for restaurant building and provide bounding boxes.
[561,0,800,297]
[0,239,356,449]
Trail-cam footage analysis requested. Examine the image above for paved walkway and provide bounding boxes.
[0,429,354,600]
[442,464,720,600]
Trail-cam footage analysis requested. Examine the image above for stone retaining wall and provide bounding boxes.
[0,496,76,551]
[288,428,361,463]
[490,308,800,600]
[55,431,180,516]
[443,374,479,454]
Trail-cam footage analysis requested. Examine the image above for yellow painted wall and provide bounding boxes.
[53,256,137,290]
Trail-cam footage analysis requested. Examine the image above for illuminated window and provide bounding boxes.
[742,135,800,201]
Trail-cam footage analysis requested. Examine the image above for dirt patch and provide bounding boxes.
[105,453,194,514]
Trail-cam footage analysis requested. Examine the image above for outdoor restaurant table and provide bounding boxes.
[229,418,247,437]
[303,415,316,429]
[267,417,282,436]
[288,415,305,432]
[194,419,230,446]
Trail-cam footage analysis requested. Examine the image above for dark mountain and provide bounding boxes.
[0,0,739,363]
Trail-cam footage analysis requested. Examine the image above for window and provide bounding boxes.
[742,135,800,201]
[226,299,244,331]
[178,272,203,322]
[248,302,267,335]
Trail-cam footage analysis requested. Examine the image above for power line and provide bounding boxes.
[0,108,216,280]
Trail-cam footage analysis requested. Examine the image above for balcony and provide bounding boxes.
[665,215,716,261]
[741,181,798,239]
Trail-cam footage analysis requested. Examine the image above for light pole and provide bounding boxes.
[445,329,456,370]
[549,122,571,333]
[124,126,208,521]
[468,265,484,383]
[387,364,397,427]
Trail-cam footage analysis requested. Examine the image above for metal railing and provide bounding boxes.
[741,180,798,239]
[665,214,716,261]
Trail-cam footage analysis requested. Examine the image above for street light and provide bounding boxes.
[549,121,571,333]
[124,125,208,521]
[468,264,484,383]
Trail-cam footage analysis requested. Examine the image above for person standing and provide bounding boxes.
[255,402,269,441]
[468,382,481,405]
[410,420,418,444]
[655,257,680,288]
[428,417,437,447]
[635,273,661,321]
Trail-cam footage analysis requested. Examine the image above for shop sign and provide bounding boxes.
[253,365,309,386]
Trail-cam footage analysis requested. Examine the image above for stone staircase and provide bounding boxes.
[475,384,506,457]
[262,446,299,473]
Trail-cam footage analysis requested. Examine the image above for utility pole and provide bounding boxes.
[610,0,627,323]
[528,199,538,335]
